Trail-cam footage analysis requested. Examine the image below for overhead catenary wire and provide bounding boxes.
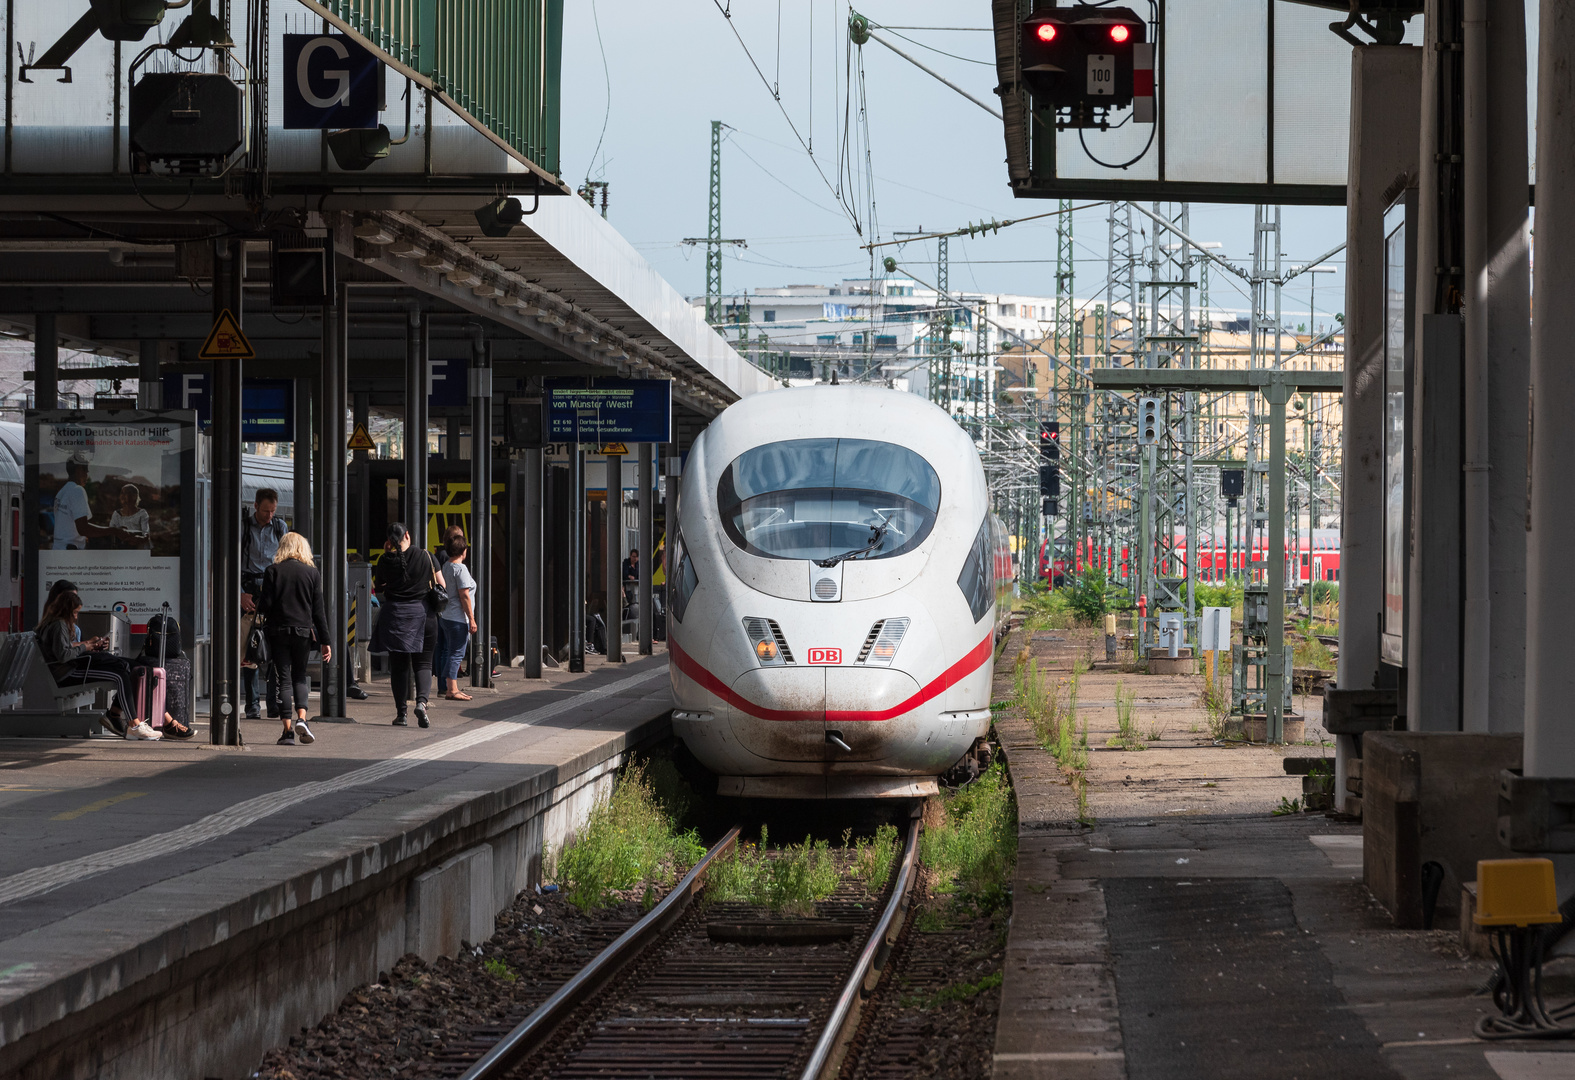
[710,0,864,233]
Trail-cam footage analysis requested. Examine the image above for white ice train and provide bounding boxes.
[668,386,1013,799]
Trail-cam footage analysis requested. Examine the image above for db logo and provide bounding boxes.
[807,648,842,665]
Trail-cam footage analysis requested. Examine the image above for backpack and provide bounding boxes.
[142,610,183,660]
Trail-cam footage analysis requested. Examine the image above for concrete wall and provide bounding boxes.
[0,717,660,1080]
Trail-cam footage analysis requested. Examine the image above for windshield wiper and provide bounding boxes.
[815,520,889,568]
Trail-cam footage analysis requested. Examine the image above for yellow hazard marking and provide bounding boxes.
[347,422,377,451]
[198,309,254,360]
[52,791,147,821]
[599,442,629,455]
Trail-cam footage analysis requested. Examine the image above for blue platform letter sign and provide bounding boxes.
[282,34,380,130]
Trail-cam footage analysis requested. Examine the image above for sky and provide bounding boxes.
[554,2,1444,333]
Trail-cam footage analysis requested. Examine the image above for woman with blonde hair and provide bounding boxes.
[257,531,331,746]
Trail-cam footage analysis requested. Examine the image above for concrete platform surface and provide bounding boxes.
[992,626,1575,1080]
[0,651,673,1080]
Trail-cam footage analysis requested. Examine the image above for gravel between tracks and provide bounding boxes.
[256,855,1008,1080]
[255,888,653,1080]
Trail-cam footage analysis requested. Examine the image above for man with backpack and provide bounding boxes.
[239,488,288,720]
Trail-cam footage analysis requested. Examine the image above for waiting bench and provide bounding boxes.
[0,632,120,738]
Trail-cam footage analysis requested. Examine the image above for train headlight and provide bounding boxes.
[743,617,794,666]
[857,617,910,666]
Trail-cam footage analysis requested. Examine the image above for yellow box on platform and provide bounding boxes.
[1475,858,1562,927]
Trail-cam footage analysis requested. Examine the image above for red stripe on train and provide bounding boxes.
[669,631,995,724]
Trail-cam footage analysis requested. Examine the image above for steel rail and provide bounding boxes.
[799,814,923,1080]
[457,825,742,1080]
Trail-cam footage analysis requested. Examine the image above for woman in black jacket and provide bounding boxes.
[371,522,440,728]
[258,532,331,746]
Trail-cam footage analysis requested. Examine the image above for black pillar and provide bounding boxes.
[34,314,57,411]
[638,442,653,655]
[523,446,543,678]
[469,337,492,687]
[210,239,244,745]
[569,444,585,672]
[404,308,425,536]
[352,389,370,557]
[318,280,348,718]
[605,450,624,663]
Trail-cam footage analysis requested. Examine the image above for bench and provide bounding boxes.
[0,633,120,738]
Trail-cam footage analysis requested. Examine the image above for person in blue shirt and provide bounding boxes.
[434,535,478,701]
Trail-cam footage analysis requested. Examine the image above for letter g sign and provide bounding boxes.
[282,34,379,130]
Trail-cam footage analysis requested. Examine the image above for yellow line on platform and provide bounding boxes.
[52,792,148,821]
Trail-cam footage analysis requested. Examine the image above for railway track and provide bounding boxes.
[455,817,922,1080]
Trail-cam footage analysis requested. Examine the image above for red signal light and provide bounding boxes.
[1110,24,1131,43]
[1036,23,1057,42]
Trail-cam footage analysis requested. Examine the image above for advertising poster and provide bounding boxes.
[26,412,197,636]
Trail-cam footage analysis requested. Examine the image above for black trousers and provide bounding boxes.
[267,629,314,716]
[56,653,135,715]
[388,614,436,714]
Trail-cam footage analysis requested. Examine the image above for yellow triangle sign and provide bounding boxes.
[198,309,254,360]
[347,422,377,452]
[599,442,629,456]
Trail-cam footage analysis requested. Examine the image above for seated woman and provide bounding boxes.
[37,591,189,740]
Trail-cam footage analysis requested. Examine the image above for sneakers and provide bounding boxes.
[346,685,369,701]
[392,714,408,727]
[277,730,295,745]
[415,701,429,729]
[126,720,163,741]
[244,705,262,720]
[294,720,315,745]
[101,712,128,738]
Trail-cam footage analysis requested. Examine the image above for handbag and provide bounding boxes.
[245,615,270,665]
[425,552,450,614]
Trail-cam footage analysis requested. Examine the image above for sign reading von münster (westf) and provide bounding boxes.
[545,378,672,444]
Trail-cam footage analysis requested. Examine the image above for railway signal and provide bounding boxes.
[1138,396,1161,445]
[1019,5,1147,130]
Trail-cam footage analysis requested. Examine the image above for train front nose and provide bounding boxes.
[726,667,827,761]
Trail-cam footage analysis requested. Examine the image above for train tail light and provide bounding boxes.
[856,618,910,666]
[743,617,794,666]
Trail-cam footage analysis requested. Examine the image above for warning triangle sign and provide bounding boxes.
[347,423,377,452]
[599,442,630,456]
[198,309,255,361]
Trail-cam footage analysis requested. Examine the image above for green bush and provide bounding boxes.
[703,826,840,915]
[551,762,707,911]
[1068,568,1113,625]
[850,823,901,894]
[921,763,1017,912]
[1187,579,1243,610]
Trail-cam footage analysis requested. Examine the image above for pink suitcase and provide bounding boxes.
[135,665,166,727]
[137,601,172,728]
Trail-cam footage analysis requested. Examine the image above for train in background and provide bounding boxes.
[668,386,1011,800]
[1041,529,1342,587]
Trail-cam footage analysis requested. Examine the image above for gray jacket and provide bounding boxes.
[37,620,87,682]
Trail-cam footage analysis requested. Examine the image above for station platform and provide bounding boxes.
[992,627,1575,1080]
[0,650,673,1080]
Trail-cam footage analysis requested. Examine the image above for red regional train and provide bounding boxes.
[1040,529,1342,586]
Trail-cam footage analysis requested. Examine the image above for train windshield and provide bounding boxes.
[718,438,941,562]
